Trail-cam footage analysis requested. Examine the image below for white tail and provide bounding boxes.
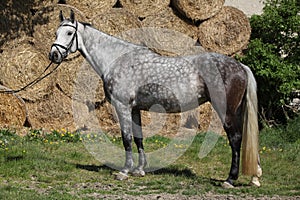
[241,65,259,176]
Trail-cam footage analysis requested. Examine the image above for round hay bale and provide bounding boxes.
[141,102,212,137]
[171,0,225,21]
[0,37,55,102]
[0,86,27,128]
[92,8,142,37]
[55,57,85,99]
[67,0,117,19]
[26,87,76,131]
[143,8,198,40]
[92,101,120,135]
[119,0,169,18]
[198,6,251,55]
[56,59,104,103]
[32,4,87,54]
[141,8,200,56]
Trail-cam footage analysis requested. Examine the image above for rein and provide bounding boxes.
[0,22,78,94]
[0,61,61,94]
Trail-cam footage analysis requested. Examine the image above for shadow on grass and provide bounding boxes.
[150,167,196,178]
[75,163,111,172]
[5,155,24,162]
[150,166,251,188]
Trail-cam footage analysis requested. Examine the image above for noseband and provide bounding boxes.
[51,21,78,60]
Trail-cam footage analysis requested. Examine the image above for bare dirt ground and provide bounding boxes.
[81,193,300,200]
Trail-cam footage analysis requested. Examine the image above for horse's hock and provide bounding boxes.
[0,0,252,132]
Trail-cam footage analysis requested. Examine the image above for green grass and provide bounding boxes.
[0,119,299,199]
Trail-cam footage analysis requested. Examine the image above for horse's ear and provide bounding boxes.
[70,9,75,23]
[59,10,65,22]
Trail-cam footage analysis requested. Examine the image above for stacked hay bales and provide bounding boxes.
[0,37,54,102]
[67,0,117,19]
[0,0,252,134]
[92,8,142,36]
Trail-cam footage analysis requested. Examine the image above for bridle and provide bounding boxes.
[51,21,79,61]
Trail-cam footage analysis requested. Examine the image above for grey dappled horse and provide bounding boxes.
[49,10,262,188]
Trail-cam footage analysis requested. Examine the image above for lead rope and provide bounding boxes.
[0,61,61,94]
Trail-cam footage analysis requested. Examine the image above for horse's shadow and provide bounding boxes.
[74,163,247,187]
[150,167,226,186]
[149,167,196,178]
[75,163,111,172]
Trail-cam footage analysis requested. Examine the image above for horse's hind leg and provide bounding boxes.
[132,109,147,177]
[222,106,244,188]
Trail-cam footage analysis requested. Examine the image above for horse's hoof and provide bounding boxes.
[222,181,235,189]
[114,172,129,181]
[132,169,145,177]
[257,165,263,178]
[251,176,261,187]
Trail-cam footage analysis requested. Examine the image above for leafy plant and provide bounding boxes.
[238,0,300,124]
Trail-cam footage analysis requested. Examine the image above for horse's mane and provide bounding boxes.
[80,22,92,27]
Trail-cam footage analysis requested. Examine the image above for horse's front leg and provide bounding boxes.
[114,103,134,180]
[131,109,147,177]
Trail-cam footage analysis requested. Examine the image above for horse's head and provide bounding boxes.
[49,10,79,64]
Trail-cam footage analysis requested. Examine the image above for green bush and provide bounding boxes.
[238,0,300,124]
[260,115,300,149]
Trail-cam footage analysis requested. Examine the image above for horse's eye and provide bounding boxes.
[67,31,73,36]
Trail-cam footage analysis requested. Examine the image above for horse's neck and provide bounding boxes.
[81,26,142,76]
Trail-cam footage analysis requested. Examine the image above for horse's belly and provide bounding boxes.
[135,83,206,113]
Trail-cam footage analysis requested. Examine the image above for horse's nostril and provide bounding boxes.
[50,51,59,61]
[53,52,58,60]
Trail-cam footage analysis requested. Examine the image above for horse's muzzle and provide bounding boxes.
[49,47,63,64]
